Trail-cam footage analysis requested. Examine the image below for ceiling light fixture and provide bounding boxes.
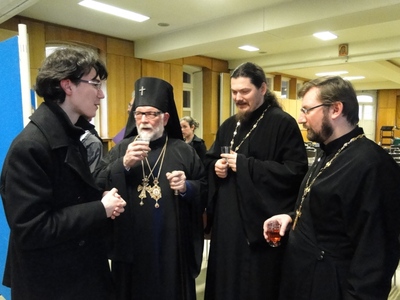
[78,0,150,22]
[238,45,259,52]
[343,76,365,81]
[316,71,348,76]
[313,31,337,41]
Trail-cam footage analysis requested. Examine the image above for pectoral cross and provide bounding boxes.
[137,177,149,205]
[292,209,302,230]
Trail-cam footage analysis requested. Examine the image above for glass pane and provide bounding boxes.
[281,81,288,99]
[363,105,374,120]
[357,95,373,103]
[183,72,191,84]
[183,90,191,108]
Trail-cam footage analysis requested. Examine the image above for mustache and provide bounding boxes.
[139,124,153,130]
[235,100,247,106]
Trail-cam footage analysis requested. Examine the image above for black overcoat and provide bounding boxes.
[189,134,207,161]
[0,103,115,300]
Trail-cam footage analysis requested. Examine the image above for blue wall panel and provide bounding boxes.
[0,36,23,300]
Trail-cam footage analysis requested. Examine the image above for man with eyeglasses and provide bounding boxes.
[94,77,206,300]
[1,46,126,300]
[264,76,400,299]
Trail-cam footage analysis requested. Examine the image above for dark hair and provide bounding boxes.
[298,76,359,125]
[180,116,199,130]
[231,62,281,108]
[35,46,108,103]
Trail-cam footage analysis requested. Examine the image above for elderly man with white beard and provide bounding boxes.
[93,77,207,300]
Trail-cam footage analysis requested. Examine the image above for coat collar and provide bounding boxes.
[320,126,364,156]
[30,102,85,149]
[30,102,99,190]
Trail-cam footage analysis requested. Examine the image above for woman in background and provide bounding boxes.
[180,116,207,161]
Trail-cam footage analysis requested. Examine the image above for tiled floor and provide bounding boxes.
[196,241,400,300]
[195,240,209,299]
[389,265,400,300]
[195,260,207,299]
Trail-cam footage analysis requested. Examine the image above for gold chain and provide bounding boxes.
[292,134,364,229]
[229,106,270,151]
[137,136,168,208]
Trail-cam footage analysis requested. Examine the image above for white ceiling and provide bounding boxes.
[3,0,400,91]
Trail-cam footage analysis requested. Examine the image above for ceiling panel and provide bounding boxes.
[2,0,400,90]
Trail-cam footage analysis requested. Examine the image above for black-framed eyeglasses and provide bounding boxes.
[79,79,102,90]
[300,103,330,114]
[133,111,162,120]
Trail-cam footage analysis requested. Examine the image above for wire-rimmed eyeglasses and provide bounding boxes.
[79,79,102,90]
[300,103,330,114]
[133,111,162,120]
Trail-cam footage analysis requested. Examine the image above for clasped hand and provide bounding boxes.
[101,188,126,219]
[123,140,151,168]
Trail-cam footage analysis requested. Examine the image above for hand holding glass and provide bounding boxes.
[266,221,281,247]
[137,136,150,144]
[221,146,230,162]
[136,136,150,157]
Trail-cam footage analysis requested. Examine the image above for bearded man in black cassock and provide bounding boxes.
[94,77,206,300]
[203,62,308,300]
[264,76,400,300]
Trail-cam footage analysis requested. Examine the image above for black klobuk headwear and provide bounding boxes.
[124,77,182,140]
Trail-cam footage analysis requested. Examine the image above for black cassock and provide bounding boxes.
[280,127,400,300]
[204,102,308,300]
[94,134,206,300]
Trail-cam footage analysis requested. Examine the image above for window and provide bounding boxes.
[183,72,191,84]
[356,92,376,141]
[183,65,203,138]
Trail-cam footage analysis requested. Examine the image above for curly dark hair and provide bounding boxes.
[35,46,108,103]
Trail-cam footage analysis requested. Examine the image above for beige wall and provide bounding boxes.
[0,16,229,149]
[2,16,400,148]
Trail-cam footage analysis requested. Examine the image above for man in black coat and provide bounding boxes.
[0,46,126,300]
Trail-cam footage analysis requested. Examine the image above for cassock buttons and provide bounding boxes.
[317,250,325,261]
[78,240,86,246]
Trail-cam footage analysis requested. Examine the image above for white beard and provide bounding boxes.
[138,115,165,141]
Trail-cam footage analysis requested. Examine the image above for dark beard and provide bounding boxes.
[235,110,252,123]
[307,113,333,144]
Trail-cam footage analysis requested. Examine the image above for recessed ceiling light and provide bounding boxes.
[343,76,365,81]
[238,45,260,52]
[313,31,337,41]
[79,0,150,22]
[316,71,348,76]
